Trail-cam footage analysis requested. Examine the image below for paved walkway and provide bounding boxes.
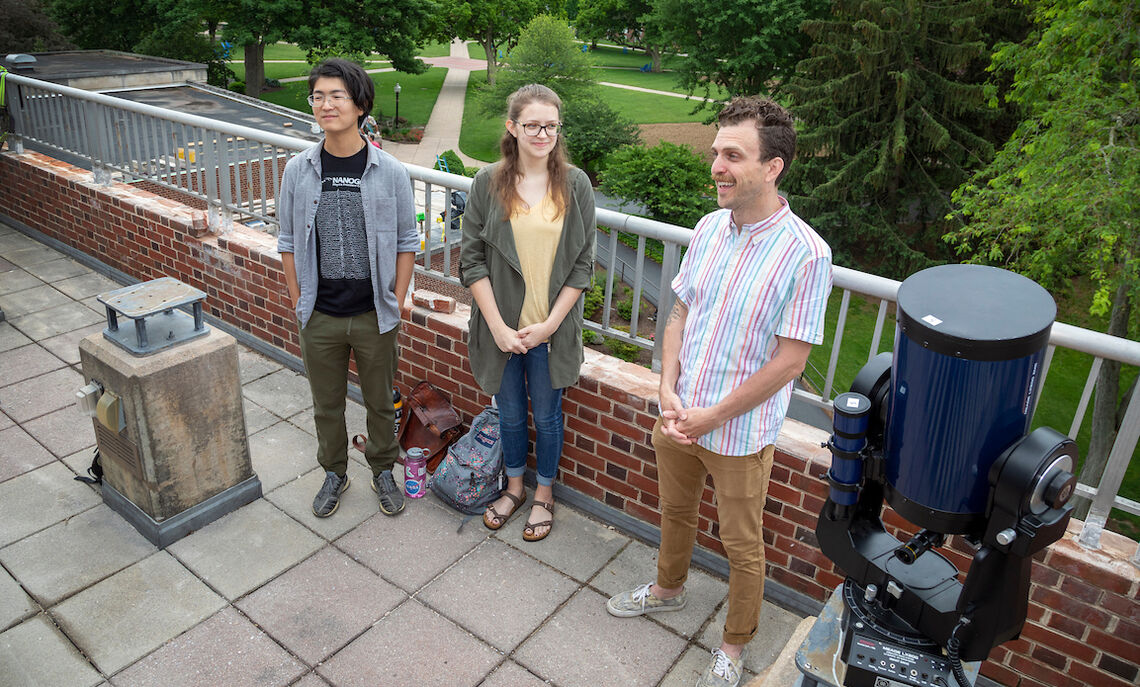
[0,218,807,686]
[279,40,705,170]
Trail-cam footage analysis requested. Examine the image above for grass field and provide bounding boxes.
[592,66,729,101]
[806,289,1140,537]
[458,71,709,161]
[259,67,447,126]
[231,40,450,61]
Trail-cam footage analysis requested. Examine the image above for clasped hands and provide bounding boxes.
[658,387,721,444]
[492,320,556,355]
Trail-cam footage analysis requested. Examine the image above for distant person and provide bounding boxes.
[361,114,381,148]
[460,84,596,541]
[277,58,417,519]
[606,96,833,687]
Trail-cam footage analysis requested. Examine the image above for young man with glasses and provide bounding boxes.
[277,58,418,518]
[606,96,832,687]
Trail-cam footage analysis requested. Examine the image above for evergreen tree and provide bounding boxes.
[784,0,1006,277]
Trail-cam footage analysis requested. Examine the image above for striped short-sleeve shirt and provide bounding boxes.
[671,198,832,456]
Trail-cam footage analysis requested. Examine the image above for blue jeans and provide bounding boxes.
[496,343,564,487]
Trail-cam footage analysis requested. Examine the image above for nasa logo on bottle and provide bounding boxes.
[404,477,423,497]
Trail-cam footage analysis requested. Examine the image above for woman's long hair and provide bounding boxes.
[493,84,571,218]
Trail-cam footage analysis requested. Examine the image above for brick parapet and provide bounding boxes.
[2,150,1136,687]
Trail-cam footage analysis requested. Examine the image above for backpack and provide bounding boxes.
[430,406,504,518]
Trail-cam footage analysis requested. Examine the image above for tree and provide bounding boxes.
[783,0,1006,277]
[944,0,1139,514]
[430,0,541,85]
[599,142,715,228]
[647,0,827,100]
[0,0,73,52]
[575,0,666,72]
[49,0,162,52]
[221,0,301,99]
[290,0,434,75]
[562,95,640,177]
[482,14,596,112]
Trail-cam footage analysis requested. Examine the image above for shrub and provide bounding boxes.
[604,335,641,363]
[600,141,716,227]
[562,96,640,175]
[615,287,634,321]
[229,80,246,94]
[583,273,605,319]
[435,149,465,176]
[582,329,602,344]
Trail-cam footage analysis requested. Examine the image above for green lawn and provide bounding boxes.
[592,66,729,101]
[259,67,447,126]
[458,71,505,162]
[595,86,709,123]
[418,40,452,58]
[229,43,309,61]
[807,289,1140,537]
[579,43,685,71]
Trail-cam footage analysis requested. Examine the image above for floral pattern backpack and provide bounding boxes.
[429,406,504,516]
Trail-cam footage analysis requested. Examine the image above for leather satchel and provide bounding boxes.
[398,381,463,472]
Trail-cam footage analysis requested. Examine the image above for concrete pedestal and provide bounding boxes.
[79,327,261,547]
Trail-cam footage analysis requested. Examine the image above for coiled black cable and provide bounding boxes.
[946,617,973,687]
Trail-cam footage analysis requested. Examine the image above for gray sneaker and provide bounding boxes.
[606,582,687,617]
[695,648,743,687]
[312,471,349,518]
[372,469,405,515]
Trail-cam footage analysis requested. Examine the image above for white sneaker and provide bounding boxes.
[606,582,687,617]
[695,648,743,687]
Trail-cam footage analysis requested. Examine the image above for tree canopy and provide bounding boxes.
[600,141,715,228]
[1,0,73,52]
[575,0,666,71]
[647,0,827,100]
[482,14,595,111]
[942,0,1138,502]
[430,0,541,84]
[784,0,1008,277]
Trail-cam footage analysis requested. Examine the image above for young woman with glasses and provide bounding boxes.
[460,84,596,541]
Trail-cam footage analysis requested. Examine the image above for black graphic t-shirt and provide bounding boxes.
[314,145,374,317]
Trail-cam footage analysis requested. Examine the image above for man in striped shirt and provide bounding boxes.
[607,97,832,687]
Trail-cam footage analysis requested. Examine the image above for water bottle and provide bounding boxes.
[393,387,402,438]
[404,447,427,498]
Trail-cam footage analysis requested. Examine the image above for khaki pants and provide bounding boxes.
[653,420,775,645]
[298,310,399,476]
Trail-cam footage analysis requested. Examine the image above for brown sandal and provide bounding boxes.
[522,500,555,542]
[483,490,526,530]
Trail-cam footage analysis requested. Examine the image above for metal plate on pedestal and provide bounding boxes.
[97,277,209,355]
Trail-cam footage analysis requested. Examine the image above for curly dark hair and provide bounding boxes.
[717,97,796,184]
[308,59,374,127]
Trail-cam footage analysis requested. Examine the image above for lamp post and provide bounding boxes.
[394,83,401,126]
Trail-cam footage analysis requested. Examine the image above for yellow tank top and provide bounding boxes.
[511,193,565,330]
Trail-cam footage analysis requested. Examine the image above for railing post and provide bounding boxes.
[653,241,681,373]
[199,131,231,234]
[1078,380,1140,550]
[3,81,26,154]
[87,100,113,186]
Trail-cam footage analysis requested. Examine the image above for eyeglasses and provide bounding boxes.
[307,94,352,107]
[515,121,562,136]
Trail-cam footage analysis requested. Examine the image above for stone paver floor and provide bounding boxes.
[0,220,806,686]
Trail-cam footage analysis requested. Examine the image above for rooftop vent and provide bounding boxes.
[4,54,37,72]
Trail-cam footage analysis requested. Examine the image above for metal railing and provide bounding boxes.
[3,71,1137,560]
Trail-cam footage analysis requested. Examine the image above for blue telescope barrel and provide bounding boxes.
[828,392,871,507]
[884,265,1055,534]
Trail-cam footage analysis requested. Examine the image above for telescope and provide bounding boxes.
[799,264,1077,687]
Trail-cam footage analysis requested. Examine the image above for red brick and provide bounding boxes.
[1068,661,1135,687]
[1007,654,1072,686]
[766,481,801,508]
[1045,612,1086,639]
[980,659,1021,686]
[1086,628,1140,664]
[1048,554,1133,595]
[1031,587,1111,629]
[1102,591,1140,623]
[1019,622,1097,663]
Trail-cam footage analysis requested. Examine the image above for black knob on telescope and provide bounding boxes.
[1043,470,1076,509]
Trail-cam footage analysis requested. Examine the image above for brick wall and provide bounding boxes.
[2,150,1137,687]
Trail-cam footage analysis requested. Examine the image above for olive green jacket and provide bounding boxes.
[460,164,596,394]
